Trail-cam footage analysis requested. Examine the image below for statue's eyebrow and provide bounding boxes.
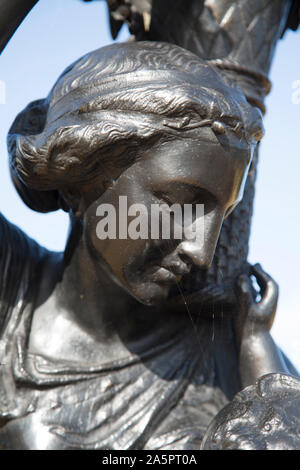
[158,181,217,204]
[164,181,203,192]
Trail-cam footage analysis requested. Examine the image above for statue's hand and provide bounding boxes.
[235,264,278,342]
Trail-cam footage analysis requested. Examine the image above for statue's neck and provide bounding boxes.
[29,224,188,365]
[58,236,142,340]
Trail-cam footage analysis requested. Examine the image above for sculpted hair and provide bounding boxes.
[8,42,263,213]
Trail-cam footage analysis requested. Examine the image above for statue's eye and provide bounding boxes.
[153,191,174,206]
[153,183,217,215]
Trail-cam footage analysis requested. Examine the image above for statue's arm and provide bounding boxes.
[0,212,45,335]
[0,213,25,292]
[0,212,18,329]
[203,263,300,450]
[0,212,13,272]
[234,264,297,388]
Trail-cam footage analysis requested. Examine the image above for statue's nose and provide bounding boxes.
[176,208,225,269]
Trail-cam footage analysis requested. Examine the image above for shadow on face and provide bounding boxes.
[82,128,251,306]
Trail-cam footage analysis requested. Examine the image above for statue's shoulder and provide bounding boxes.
[0,213,49,333]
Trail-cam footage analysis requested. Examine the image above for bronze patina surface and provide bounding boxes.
[0,1,299,450]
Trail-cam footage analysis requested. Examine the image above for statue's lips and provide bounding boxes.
[150,266,181,284]
[148,263,191,285]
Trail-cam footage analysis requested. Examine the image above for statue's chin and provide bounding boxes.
[126,280,171,307]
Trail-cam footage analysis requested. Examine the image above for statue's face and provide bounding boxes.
[83,131,251,305]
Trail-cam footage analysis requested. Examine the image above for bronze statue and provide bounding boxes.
[0,0,299,450]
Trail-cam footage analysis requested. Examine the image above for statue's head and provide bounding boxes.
[7,42,263,305]
[201,373,300,450]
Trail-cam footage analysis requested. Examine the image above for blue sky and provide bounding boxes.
[0,0,299,368]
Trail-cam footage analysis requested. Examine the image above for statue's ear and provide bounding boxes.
[8,98,61,213]
[59,188,82,217]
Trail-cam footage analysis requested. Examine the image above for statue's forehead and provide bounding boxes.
[139,130,251,170]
